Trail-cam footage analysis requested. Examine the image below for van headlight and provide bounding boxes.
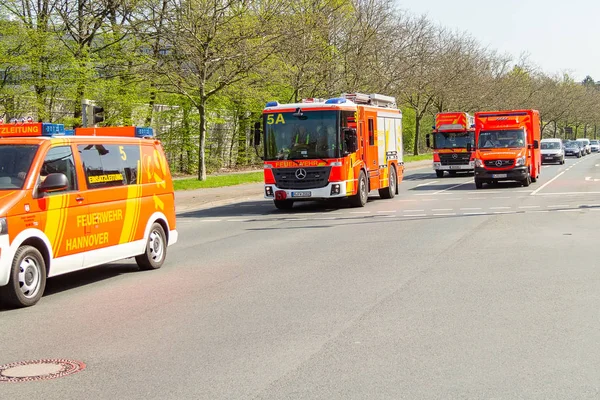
[475,158,484,168]
[515,157,526,167]
[0,218,7,235]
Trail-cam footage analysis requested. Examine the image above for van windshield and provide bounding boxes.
[541,142,561,149]
[478,129,526,148]
[0,145,39,189]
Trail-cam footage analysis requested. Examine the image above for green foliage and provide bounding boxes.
[173,172,263,190]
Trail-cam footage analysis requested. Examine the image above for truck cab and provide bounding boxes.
[473,110,541,189]
[426,112,475,178]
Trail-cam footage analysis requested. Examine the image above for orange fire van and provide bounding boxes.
[0,123,177,307]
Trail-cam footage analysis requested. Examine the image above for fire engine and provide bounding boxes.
[260,93,403,209]
[426,112,475,177]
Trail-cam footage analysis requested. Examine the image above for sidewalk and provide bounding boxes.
[174,159,431,213]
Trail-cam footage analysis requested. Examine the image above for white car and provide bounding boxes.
[590,140,600,152]
[540,138,565,164]
[576,138,591,155]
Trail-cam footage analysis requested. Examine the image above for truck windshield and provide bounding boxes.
[541,142,561,149]
[264,110,338,160]
[0,145,39,189]
[478,129,526,149]
[433,131,474,149]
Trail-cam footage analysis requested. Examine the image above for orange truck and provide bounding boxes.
[473,110,541,189]
[259,93,404,209]
[0,122,177,307]
[426,112,475,177]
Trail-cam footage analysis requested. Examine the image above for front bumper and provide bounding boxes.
[0,234,12,287]
[433,161,474,171]
[264,182,349,200]
[542,154,563,162]
[474,166,528,182]
[565,151,580,156]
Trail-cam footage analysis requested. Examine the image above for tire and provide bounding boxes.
[379,167,396,199]
[577,152,581,158]
[136,223,167,271]
[475,178,483,189]
[274,200,294,210]
[522,174,531,187]
[350,171,368,207]
[435,170,444,178]
[0,246,46,308]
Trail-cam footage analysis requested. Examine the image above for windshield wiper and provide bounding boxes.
[286,158,301,165]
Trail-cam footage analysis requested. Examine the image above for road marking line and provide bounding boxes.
[433,213,457,216]
[401,214,427,217]
[490,206,511,209]
[535,191,600,195]
[557,209,579,212]
[377,210,396,213]
[350,211,370,214]
[416,180,439,187]
[284,218,308,221]
[431,179,472,195]
[492,196,511,199]
[529,210,549,213]
[467,197,485,200]
[226,219,250,222]
[432,208,453,211]
[519,205,540,209]
[463,212,487,215]
[460,207,482,210]
[493,211,514,214]
[547,205,569,208]
[199,219,222,222]
[531,169,567,195]
[404,209,425,212]
[314,217,336,220]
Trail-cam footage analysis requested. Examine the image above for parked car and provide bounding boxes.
[564,141,582,158]
[541,138,565,164]
[591,140,600,152]
[576,138,591,154]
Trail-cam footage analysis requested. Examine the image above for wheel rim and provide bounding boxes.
[360,177,367,203]
[18,256,41,299]
[390,171,396,193]
[148,229,165,263]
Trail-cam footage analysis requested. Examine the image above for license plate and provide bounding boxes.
[291,191,311,198]
[492,174,507,178]
[450,165,461,169]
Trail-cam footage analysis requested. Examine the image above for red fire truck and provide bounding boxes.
[474,110,541,189]
[259,93,403,209]
[426,112,475,178]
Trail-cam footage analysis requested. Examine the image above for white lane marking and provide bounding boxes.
[377,210,396,213]
[433,213,457,216]
[529,210,550,213]
[557,209,579,212]
[460,207,482,210]
[199,219,223,222]
[431,179,473,195]
[490,206,511,210]
[227,219,250,222]
[401,214,427,217]
[416,180,439,187]
[314,217,336,220]
[493,211,514,214]
[432,208,453,211]
[350,211,370,214]
[534,191,600,195]
[547,205,569,208]
[284,218,308,221]
[492,196,511,199]
[467,197,485,200]
[463,212,487,215]
[519,205,540,209]
[585,177,600,182]
[404,209,425,212]
[530,169,567,195]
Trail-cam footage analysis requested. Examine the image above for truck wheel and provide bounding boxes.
[274,200,294,210]
[475,179,483,189]
[379,167,396,199]
[435,170,444,178]
[522,174,531,187]
[136,223,167,270]
[0,246,46,308]
[350,171,368,207]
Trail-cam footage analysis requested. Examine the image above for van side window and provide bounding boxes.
[78,144,141,189]
[368,119,374,146]
[42,146,78,191]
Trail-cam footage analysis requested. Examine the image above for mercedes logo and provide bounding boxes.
[295,168,307,180]
[495,160,503,167]
[452,153,458,159]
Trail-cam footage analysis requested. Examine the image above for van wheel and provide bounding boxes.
[475,178,483,189]
[274,200,294,210]
[136,223,167,270]
[435,170,444,178]
[379,167,396,199]
[522,174,531,187]
[0,246,46,308]
[350,171,368,207]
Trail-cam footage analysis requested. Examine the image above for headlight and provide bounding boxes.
[0,218,7,235]
[515,157,526,166]
[475,158,484,168]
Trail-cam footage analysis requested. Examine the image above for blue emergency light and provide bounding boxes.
[325,98,347,104]
[265,101,279,107]
[41,123,65,136]
[135,127,154,137]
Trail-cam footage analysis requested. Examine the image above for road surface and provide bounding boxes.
[2,154,600,399]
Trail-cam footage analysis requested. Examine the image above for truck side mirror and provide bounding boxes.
[253,122,261,146]
[342,128,358,154]
[466,143,472,152]
[426,134,431,149]
[533,140,539,149]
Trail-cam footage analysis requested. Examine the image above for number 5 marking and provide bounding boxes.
[119,146,127,161]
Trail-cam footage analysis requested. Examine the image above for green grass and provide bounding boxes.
[404,153,433,163]
[173,171,263,191]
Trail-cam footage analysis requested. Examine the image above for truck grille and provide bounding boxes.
[273,167,331,189]
[484,159,514,168]
[439,153,471,165]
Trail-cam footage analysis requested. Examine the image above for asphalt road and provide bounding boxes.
[3,154,600,399]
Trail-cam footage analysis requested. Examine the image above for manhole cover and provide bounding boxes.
[0,359,85,383]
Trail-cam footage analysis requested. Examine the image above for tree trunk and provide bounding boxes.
[553,121,557,138]
[197,100,207,181]
[413,112,421,156]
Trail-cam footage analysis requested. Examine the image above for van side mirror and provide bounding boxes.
[40,173,68,193]
[253,122,261,146]
[533,140,539,149]
[342,128,358,154]
[426,134,431,149]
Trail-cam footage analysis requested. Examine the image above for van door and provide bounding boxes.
[77,143,142,267]
[37,145,87,276]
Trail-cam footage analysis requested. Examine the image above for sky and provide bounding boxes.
[397,0,599,82]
